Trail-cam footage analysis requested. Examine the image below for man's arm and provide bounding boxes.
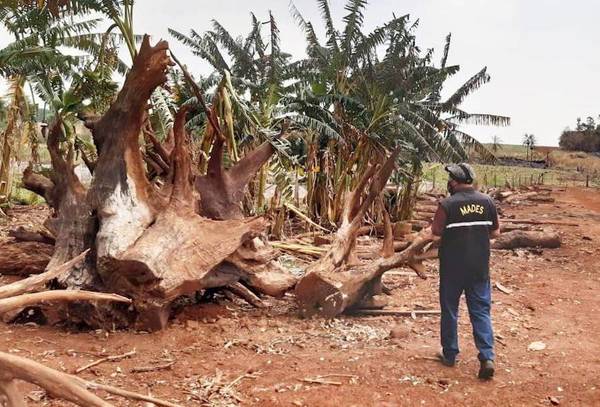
[431,203,447,237]
[489,199,500,239]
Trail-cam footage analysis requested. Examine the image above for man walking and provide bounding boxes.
[431,163,500,380]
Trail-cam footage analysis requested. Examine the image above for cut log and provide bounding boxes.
[492,230,561,250]
[499,218,578,226]
[503,191,538,204]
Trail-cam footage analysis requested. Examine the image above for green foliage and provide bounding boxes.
[559,115,600,152]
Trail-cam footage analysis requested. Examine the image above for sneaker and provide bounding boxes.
[437,352,456,367]
[478,360,495,380]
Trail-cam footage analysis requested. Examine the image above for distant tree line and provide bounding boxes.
[559,116,600,152]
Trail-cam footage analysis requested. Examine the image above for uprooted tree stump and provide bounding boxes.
[295,148,436,317]
[15,36,296,331]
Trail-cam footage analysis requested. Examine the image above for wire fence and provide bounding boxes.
[423,164,600,193]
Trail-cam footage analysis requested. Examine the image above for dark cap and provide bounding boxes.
[444,163,475,184]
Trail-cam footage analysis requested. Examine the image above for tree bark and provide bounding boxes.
[0,242,53,276]
[492,230,561,250]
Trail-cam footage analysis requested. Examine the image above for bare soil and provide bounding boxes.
[1,187,599,406]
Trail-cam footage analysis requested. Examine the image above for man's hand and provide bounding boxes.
[490,227,500,239]
[426,226,441,241]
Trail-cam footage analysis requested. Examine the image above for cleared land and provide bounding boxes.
[0,187,599,406]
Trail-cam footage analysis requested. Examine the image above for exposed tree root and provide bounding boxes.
[0,352,180,406]
[0,251,88,299]
[226,282,265,308]
[295,147,437,317]
[15,36,295,330]
[0,290,131,315]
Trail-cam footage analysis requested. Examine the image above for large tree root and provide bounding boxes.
[0,352,180,406]
[16,36,296,331]
[295,148,436,317]
[0,291,130,315]
[296,231,433,317]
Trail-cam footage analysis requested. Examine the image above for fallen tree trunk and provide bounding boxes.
[492,230,561,250]
[295,231,434,317]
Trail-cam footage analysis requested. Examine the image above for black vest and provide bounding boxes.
[439,188,498,281]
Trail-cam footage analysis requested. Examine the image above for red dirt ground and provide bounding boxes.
[1,187,599,406]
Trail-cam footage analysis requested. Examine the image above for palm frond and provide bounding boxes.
[450,129,497,163]
[442,67,490,109]
[315,0,339,52]
[341,0,368,54]
[446,111,511,127]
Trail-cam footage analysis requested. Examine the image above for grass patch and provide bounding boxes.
[10,185,45,205]
[422,163,598,190]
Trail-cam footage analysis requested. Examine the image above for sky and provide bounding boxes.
[2,0,600,146]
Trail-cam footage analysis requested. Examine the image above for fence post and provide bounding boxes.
[494,173,497,188]
[586,174,589,188]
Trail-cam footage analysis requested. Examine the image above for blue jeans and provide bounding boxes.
[439,275,495,362]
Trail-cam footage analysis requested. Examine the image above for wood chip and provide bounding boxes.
[527,341,547,351]
[300,378,342,386]
[495,282,513,294]
[130,361,175,373]
[548,396,560,405]
[352,309,441,317]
